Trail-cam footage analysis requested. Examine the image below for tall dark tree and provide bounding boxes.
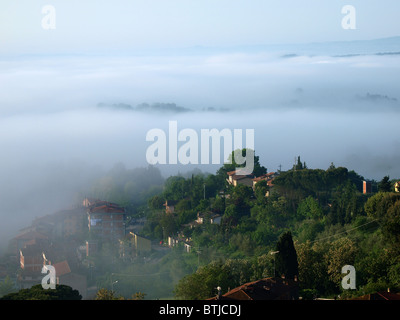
[217,148,267,178]
[275,231,299,280]
[293,156,304,171]
[378,175,392,193]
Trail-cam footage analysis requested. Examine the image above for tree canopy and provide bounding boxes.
[0,284,82,300]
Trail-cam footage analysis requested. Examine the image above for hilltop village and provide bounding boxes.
[1,154,400,300]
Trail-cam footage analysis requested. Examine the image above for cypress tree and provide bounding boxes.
[275,231,298,280]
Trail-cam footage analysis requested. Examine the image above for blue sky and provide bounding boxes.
[1,0,399,54]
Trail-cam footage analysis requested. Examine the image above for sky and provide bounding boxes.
[0,1,399,251]
[1,0,400,54]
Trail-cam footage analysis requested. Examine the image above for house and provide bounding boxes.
[129,232,151,255]
[349,289,400,300]
[252,172,277,187]
[31,208,86,239]
[18,243,47,289]
[196,212,222,225]
[87,202,126,241]
[53,260,88,299]
[10,230,48,257]
[85,240,99,257]
[163,200,178,214]
[168,236,179,248]
[82,197,100,208]
[19,243,44,273]
[395,181,400,193]
[252,172,278,197]
[363,180,372,194]
[183,241,192,253]
[227,170,254,187]
[208,277,299,300]
[167,236,192,253]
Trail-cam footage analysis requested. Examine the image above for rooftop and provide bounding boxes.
[88,202,125,214]
[208,277,298,300]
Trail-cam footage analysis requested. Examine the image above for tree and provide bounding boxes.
[95,288,124,300]
[327,180,360,225]
[384,200,400,251]
[159,212,178,238]
[0,284,82,300]
[0,276,16,298]
[174,259,253,300]
[293,156,304,171]
[148,194,164,210]
[295,241,329,294]
[95,288,146,300]
[230,184,253,210]
[130,292,146,300]
[378,175,392,192]
[297,196,323,219]
[275,231,299,280]
[325,238,358,289]
[217,148,267,177]
[254,180,269,205]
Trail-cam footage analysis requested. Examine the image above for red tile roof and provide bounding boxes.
[53,260,71,277]
[208,277,298,300]
[88,203,125,214]
[14,231,48,240]
[351,291,400,300]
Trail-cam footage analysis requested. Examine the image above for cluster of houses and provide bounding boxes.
[227,170,278,194]
[6,198,154,298]
[9,166,276,299]
[8,168,279,294]
[3,169,400,300]
[9,205,90,297]
[167,210,223,253]
[165,170,278,253]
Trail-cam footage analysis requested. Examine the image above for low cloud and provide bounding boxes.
[0,42,399,250]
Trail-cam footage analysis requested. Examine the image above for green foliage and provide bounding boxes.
[174,259,254,300]
[84,157,400,299]
[297,196,323,219]
[95,288,146,300]
[0,276,16,298]
[275,231,299,280]
[378,175,392,192]
[364,192,400,250]
[216,148,267,178]
[148,194,164,210]
[327,180,363,225]
[0,284,82,300]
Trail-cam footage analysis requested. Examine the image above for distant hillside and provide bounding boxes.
[158,36,400,58]
[96,102,230,114]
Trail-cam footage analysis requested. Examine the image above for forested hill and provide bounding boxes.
[86,153,399,300]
